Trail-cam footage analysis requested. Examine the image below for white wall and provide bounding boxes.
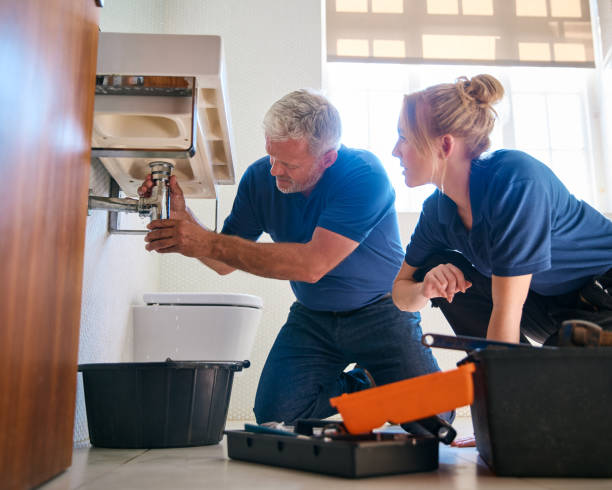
[75,159,160,445]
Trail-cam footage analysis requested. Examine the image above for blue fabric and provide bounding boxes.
[405,149,612,296]
[222,145,405,311]
[253,297,441,424]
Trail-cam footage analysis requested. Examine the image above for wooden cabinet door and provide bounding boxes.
[0,1,100,488]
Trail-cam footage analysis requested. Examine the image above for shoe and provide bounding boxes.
[346,364,376,391]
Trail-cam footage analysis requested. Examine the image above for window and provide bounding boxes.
[327,0,594,67]
[326,62,599,212]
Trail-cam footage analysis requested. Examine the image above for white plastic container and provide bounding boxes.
[133,292,262,362]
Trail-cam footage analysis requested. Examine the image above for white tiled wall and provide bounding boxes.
[75,158,160,445]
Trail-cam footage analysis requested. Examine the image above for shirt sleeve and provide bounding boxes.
[221,166,264,241]
[404,197,446,267]
[487,179,552,276]
[316,165,394,243]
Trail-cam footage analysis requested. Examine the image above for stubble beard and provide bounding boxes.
[275,163,325,194]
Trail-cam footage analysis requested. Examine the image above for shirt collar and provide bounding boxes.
[470,158,485,227]
[437,191,456,226]
[436,159,484,228]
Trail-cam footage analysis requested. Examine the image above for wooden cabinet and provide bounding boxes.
[0,1,100,488]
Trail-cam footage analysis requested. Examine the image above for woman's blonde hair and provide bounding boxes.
[401,74,504,163]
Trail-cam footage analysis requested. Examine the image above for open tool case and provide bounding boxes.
[225,420,440,478]
[226,363,469,478]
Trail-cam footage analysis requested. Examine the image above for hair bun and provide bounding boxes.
[457,74,504,107]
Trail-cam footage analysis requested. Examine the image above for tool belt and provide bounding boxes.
[550,267,612,346]
[579,267,612,313]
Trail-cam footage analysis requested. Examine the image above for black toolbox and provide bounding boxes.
[225,429,439,478]
[466,347,612,477]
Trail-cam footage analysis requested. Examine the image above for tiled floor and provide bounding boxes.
[41,418,612,490]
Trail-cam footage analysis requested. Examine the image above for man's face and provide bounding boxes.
[265,137,326,194]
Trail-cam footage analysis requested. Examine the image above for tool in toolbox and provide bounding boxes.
[558,319,612,346]
[400,415,456,445]
[421,332,553,352]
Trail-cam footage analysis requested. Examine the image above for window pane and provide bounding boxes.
[371,0,403,13]
[512,93,549,149]
[547,93,584,150]
[550,0,581,18]
[332,90,369,147]
[462,0,493,16]
[551,150,593,205]
[326,62,597,210]
[336,0,368,12]
[368,91,406,206]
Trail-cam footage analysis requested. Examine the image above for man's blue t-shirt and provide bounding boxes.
[221,145,404,311]
[405,149,612,296]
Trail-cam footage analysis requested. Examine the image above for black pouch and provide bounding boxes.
[548,268,612,333]
[578,268,612,312]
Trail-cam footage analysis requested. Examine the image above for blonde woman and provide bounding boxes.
[392,75,612,345]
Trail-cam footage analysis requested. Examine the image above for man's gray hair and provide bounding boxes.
[263,89,342,157]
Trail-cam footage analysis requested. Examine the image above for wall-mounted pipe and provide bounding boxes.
[88,161,174,220]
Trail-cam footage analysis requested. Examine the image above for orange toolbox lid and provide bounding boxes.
[330,362,476,434]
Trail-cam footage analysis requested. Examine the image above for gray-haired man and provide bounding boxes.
[142,89,442,424]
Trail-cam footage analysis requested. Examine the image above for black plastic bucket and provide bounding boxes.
[78,360,249,448]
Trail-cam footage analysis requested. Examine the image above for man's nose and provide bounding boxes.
[270,159,284,176]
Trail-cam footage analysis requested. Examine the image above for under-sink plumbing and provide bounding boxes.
[88,161,174,220]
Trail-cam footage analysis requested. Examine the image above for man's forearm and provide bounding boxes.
[204,233,320,282]
[198,256,236,275]
[180,208,235,275]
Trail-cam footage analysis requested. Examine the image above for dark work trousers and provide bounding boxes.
[413,251,585,345]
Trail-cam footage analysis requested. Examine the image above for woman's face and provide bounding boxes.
[392,114,434,188]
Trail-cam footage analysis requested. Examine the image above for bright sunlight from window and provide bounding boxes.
[326,63,597,213]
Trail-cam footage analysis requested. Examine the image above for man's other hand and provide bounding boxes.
[145,219,212,258]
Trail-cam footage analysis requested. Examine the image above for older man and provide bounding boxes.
[141,89,441,424]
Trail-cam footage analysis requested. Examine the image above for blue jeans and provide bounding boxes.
[253,296,441,424]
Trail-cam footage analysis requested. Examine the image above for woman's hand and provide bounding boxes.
[422,263,472,303]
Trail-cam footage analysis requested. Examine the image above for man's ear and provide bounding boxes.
[321,149,338,169]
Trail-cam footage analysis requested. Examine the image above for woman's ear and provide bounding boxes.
[440,134,455,159]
